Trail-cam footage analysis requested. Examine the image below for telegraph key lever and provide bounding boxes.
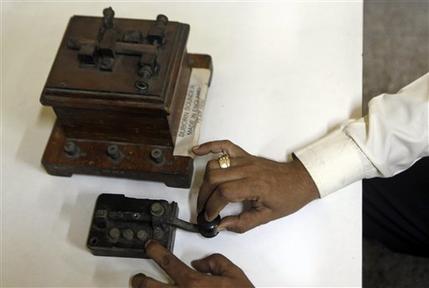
[169,210,221,238]
[151,201,220,238]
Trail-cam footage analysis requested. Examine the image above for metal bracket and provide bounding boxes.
[66,7,168,93]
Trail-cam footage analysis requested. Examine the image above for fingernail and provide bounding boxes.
[144,239,153,249]
[216,225,226,232]
[204,211,216,222]
[204,211,210,221]
[217,219,230,231]
[192,145,200,151]
[131,273,146,288]
[191,258,204,267]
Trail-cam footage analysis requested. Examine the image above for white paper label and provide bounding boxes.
[173,68,211,157]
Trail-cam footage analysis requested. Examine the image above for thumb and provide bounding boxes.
[191,253,239,277]
[131,273,172,288]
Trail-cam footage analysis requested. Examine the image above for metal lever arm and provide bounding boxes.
[167,211,221,238]
[167,218,200,233]
[149,202,220,238]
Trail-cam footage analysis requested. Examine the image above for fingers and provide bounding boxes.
[191,253,240,277]
[206,157,249,170]
[145,240,195,285]
[197,165,249,213]
[204,180,257,221]
[131,273,174,288]
[193,140,248,157]
[218,208,272,233]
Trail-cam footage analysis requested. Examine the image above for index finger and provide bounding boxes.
[192,140,248,157]
[145,240,195,285]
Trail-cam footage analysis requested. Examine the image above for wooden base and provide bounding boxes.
[42,120,193,187]
[41,53,212,188]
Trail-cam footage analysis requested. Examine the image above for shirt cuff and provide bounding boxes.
[293,129,378,197]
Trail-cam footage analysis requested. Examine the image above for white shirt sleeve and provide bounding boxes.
[294,73,429,197]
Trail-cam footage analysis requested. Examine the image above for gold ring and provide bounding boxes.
[218,152,231,169]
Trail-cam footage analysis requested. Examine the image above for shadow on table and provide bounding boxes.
[188,156,205,222]
[188,154,214,223]
[91,258,170,288]
[15,107,55,170]
[63,191,99,251]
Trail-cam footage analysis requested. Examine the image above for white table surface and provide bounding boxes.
[2,2,362,287]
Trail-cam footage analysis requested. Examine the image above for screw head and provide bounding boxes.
[64,141,80,157]
[107,144,118,154]
[137,230,149,242]
[138,65,153,79]
[109,227,121,239]
[106,144,121,160]
[150,148,164,164]
[122,229,134,241]
[64,141,76,153]
[100,57,114,70]
[135,80,149,92]
[156,14,168,25]
[150,202,165,217]
[153,227,164,240]
[89,237,98,245]
[67,38,80,49]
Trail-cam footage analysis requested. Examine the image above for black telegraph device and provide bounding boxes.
[87,194,221,258]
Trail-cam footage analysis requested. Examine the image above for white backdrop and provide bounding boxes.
[2,1,362,287]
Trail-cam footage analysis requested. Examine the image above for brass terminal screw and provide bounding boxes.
[64,141,80,158]
[150,148,164,164]
[137,230,148,242]
[106,144,121,161]
[153,227,164,240]
[122,229,134,241]
[109,227,120,240]
[150,202,165,217]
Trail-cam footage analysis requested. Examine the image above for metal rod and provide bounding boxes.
[168,218,200,233]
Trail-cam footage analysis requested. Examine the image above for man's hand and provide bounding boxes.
[131,240,253,288]
[193,140,319,233]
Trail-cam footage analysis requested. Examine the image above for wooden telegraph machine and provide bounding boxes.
[40,8,212,188]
